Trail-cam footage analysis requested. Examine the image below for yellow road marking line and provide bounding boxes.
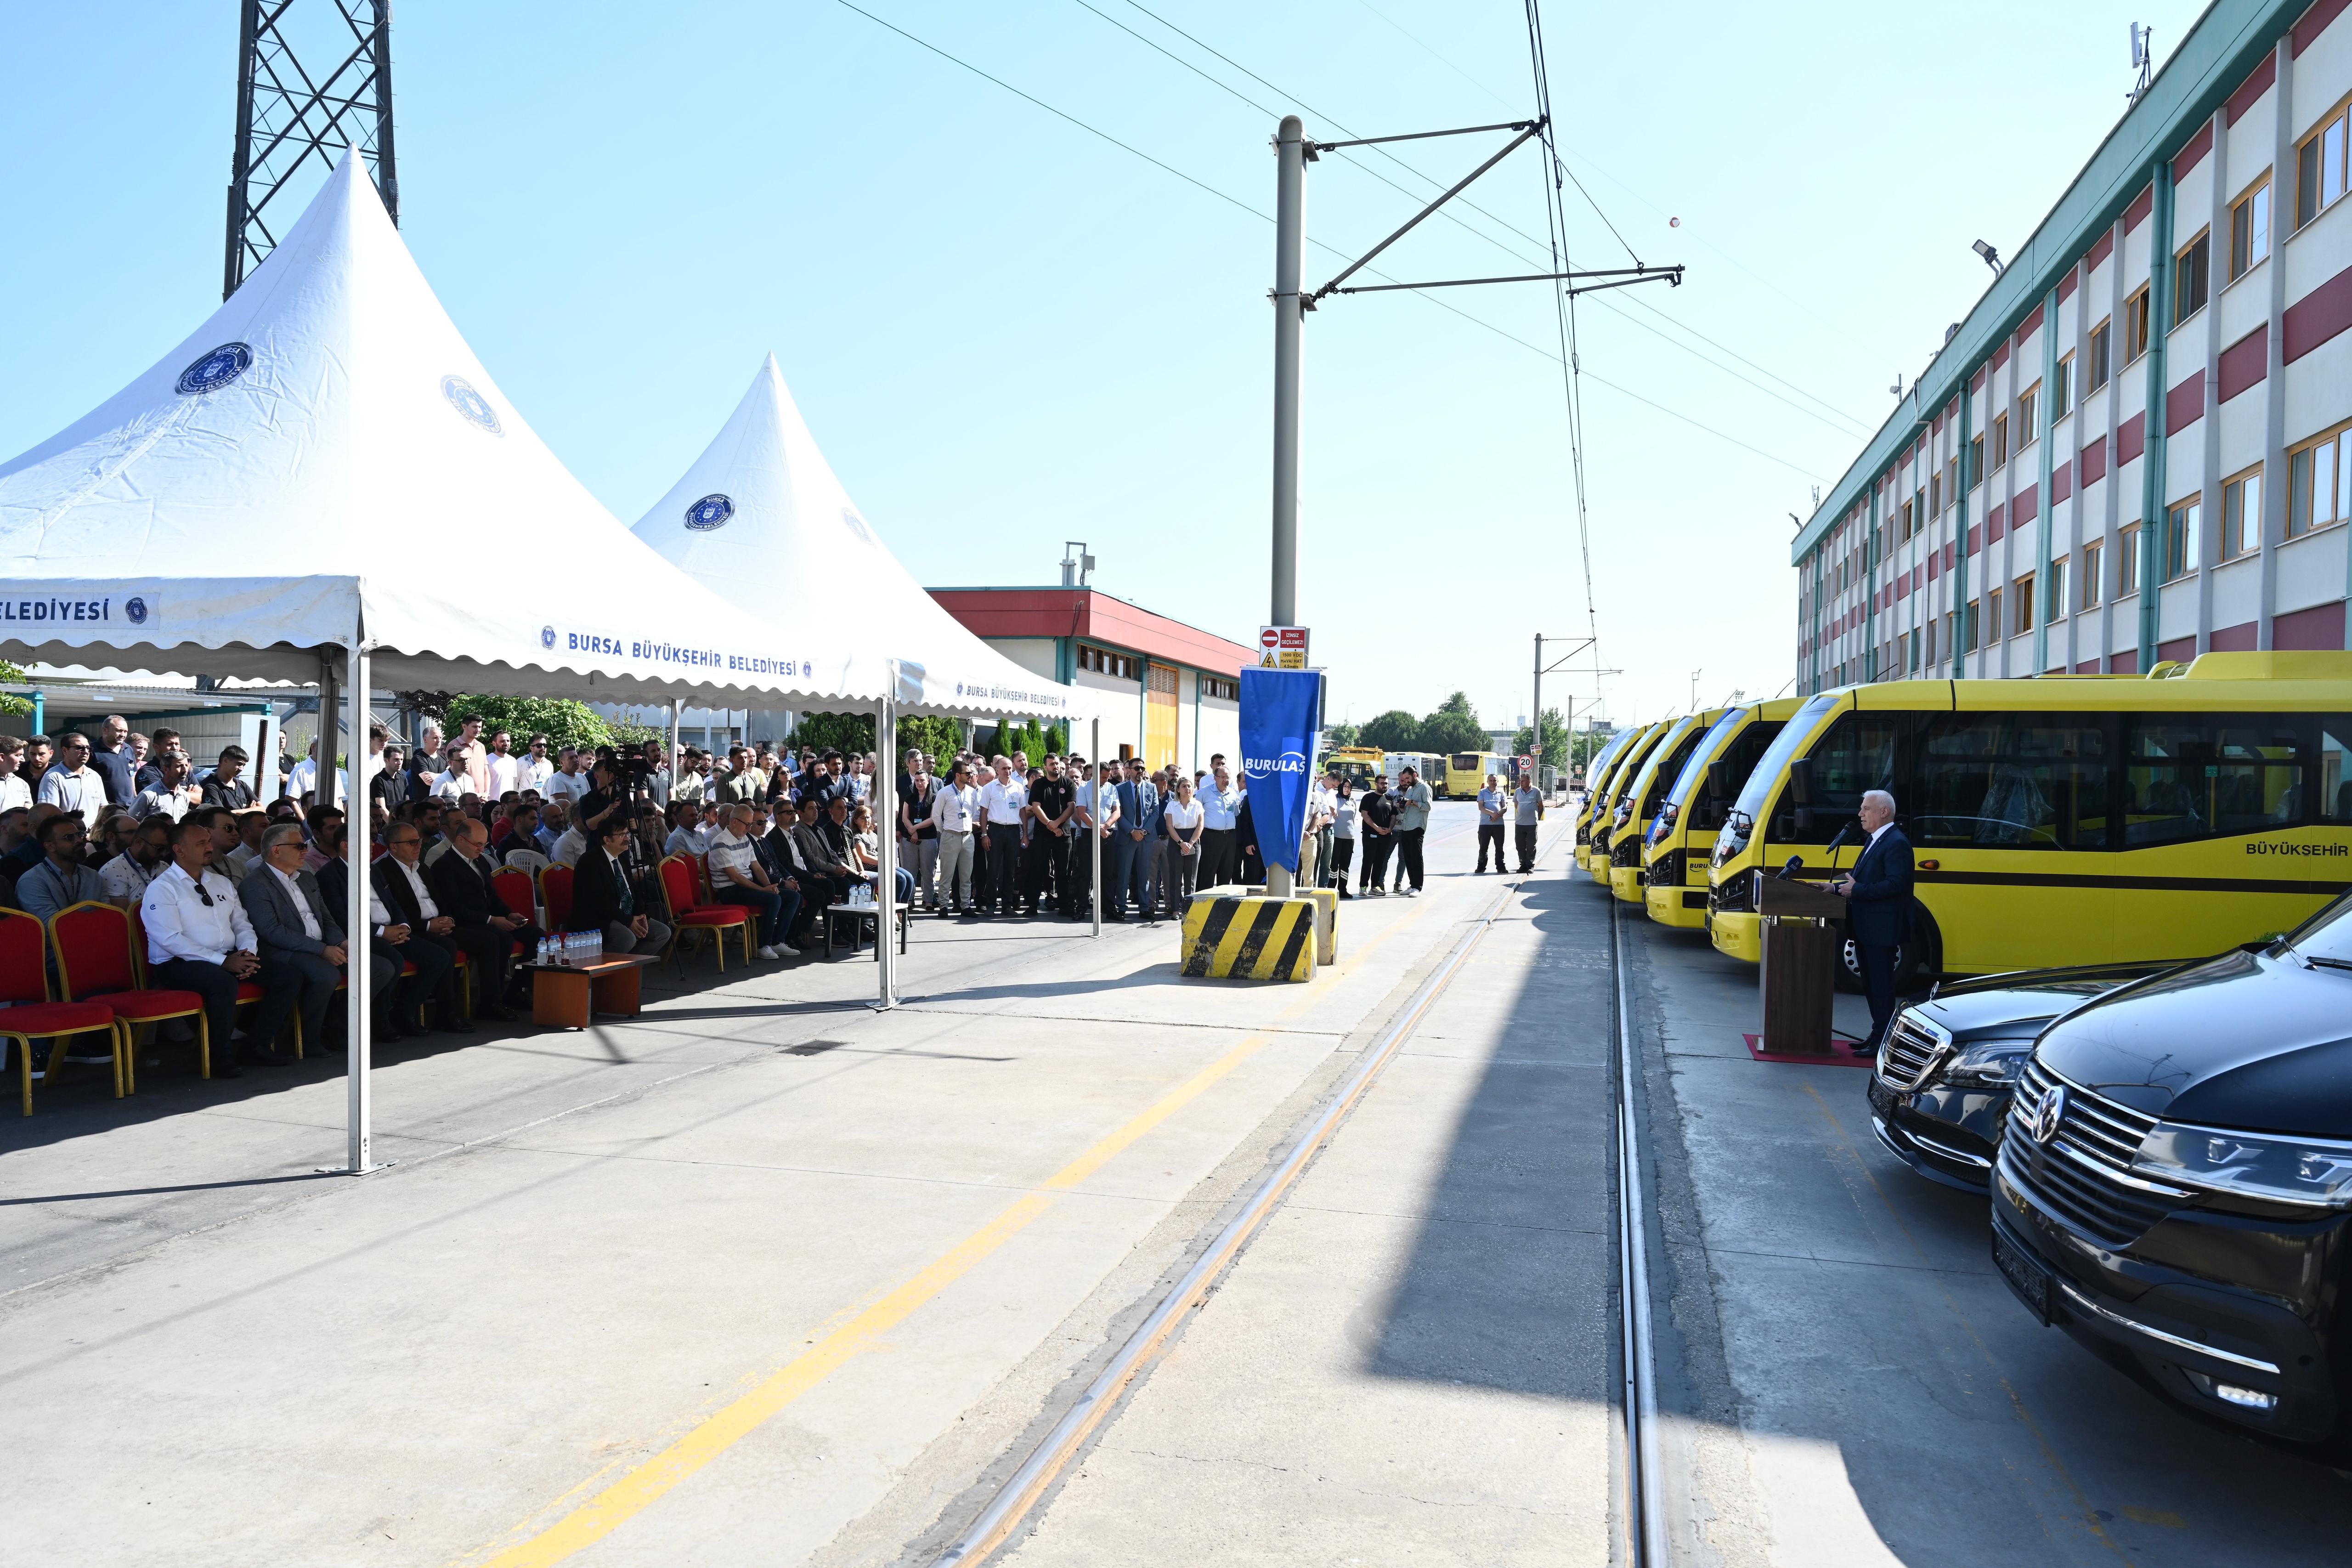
[466,1031,1271,1567]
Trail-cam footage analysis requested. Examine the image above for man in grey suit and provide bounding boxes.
[240,823,348,1057]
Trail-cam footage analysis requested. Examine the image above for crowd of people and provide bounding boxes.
[1,712,1548,1081]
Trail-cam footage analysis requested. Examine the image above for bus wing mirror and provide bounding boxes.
[1706,760,1732,799]
[1788,757,1815,805]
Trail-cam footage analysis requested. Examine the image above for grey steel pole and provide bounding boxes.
[1532,634,1542,790]
[1090,720,1103,939]
[316,647,338,810]
[343,636,375,1173]
[1266,114,1306,901]
[877,697,899,1009]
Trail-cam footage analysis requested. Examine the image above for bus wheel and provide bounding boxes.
[1838,904,1938,993]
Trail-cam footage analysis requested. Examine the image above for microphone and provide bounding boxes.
[1775,855,1804,881]
[1823,822,1854,856]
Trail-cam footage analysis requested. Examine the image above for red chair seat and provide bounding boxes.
[237,981,267,1003]
[678,906,749,927]
[400,960,420,977]
[87,989,204,1022]
[0,1001,119,1035]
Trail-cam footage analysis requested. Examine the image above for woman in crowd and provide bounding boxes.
[1159,772,1203,918]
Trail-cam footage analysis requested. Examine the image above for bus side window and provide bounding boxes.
[1776,714,1906,844]
[1916,713,2106,850]
[2324,725,2352,823]
[2126,715,2313,845]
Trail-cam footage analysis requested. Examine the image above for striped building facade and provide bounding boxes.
[1797,0,2352,690]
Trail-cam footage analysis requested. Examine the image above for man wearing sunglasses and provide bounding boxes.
[142,817,271,1074]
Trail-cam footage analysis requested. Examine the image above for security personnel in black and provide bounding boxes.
[1836,788,1914,1056]
[1023,756,1077,917]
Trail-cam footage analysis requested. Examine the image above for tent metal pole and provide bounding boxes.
[316,646,338,809]
[1090,718,1102,939]
[876,696,899,1009]
[667,697,682,782]
[343,635,375,1173]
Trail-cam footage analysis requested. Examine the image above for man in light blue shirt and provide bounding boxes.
[1474,773,1508,874]
[1196,764,1243,889]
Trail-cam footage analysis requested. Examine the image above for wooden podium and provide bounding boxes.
[1755,873,1848,1055]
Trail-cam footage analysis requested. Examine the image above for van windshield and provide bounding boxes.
[1722,693,1843,849]
[1666,707,1751,809]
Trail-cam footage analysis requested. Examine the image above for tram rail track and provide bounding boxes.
[1612,891,1668,1568]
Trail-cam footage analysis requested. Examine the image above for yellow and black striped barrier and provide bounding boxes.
[1179,894,1320,981]
[1235,884,1338,965]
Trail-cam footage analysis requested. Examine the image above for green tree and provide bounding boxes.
[447,695,614,751]
[0,659,29,719]
[1321,721,1361,750]
[1510,708,1568,770]
[791,711,876,756]
[1359,709,1421,752]
[1417,691,1487,754]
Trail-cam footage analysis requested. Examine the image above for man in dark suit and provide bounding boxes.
[430,821,543,1020]
[239,823,347,1055]
[369,821,467,1033]
[571,818,673,955]
[1836,789,1914,1056]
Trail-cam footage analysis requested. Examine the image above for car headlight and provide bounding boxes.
[2133,1124,2352,1207]
[1940,1038,2036,1087]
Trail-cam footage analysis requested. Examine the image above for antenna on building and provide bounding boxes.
[1059,542,1096,587]
[2128,24,2154,104]
[1810,485,1822,509]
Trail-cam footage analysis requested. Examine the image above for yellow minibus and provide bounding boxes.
[1607,710,1726,903]
[1705,652,2352,984]
[1583,719,1678,882]
[1442,751,1506,799]
[1577,724,1653,879]
[1640,697,1805,930]
[1572,727,1640,865]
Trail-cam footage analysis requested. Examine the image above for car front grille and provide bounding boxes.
[2001,1060,2189,1248]
[1877,1013,1948,1090]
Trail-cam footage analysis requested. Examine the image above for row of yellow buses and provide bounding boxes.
[1574,652,2352,985]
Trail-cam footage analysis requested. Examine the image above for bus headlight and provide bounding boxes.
[2133,1124,2352,1207]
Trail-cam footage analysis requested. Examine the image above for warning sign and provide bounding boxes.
[1257,625,1310,670]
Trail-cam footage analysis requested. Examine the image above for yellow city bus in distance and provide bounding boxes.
[1607,710,1727,903]
[1572,728,1639,865]
[1322,747,1384,792]
[1585,720,1679,883]
[1576,725,1651,878]
[1641,697,1806,930]
[1706,652,2352,984]
[1443,752,1506,799]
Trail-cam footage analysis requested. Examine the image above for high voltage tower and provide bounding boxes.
[223,0,398,300]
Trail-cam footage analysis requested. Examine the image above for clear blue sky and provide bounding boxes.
[0,0,2205,730]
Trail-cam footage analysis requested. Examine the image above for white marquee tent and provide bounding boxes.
[0,153,911,1169]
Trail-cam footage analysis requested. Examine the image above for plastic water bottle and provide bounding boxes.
[536,936,549,967]
[590,928,604,962]
[561,933,576,967]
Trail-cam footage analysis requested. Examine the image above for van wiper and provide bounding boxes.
[2274,942,2352,972]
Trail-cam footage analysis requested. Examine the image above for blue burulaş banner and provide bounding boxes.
[1239,667,1324,875]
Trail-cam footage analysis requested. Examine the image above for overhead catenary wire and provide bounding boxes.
[826,0,1826,486]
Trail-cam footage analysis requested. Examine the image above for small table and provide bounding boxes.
[822,903,910,960]
[522,954,659,1030]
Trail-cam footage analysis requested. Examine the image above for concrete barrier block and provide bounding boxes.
[1178,893,1319,980]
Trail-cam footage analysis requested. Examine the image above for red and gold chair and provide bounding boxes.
[49,901,210,1089]
[657,853,753,972]
[2,908,126,1115]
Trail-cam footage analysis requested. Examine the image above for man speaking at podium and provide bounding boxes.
[1833,789,1912,1057]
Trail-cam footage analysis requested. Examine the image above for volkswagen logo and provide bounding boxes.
[2030,1084,2067,1146]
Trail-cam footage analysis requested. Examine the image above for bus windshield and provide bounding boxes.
[1718,693,1842,858]
[1452,753,1483,771]
[1665,706,1751,809]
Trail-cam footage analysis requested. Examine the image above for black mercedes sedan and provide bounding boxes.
[1992,889,2352,1458]
[1867,964,2170,1194]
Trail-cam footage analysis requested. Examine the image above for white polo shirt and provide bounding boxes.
[978,777,1028,826]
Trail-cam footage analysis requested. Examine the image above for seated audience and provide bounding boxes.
[429,820,543,1020]
[142,818,271,1073]
[239,823,348,1055]
[225,808,271,882]
[132,750,203,822]
[17,810,104,922]
[706,804,799,959]
[370,821,470,1034]
[201,745,257,810]
[571,817,674,957]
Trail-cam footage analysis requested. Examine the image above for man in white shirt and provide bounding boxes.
[484,729,523,799]
[102,815,174,907]
[975,756,1028,917]
[38,731,108,833]
[928,759,979,914]
[142,818,269,1075]
[1195,764,1243,889]
[1475,772,1509,874]
[514,733,556,796]
[0,736,35,814]
[549,819,589,868]
[543,749,590,812]
[285,739,320,803]
[706,804,799,959]
[1512,773,1545,872]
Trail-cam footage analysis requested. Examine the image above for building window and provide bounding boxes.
[2052,354,2074,420]
[1202,674,1238,701]
[2017,383,2039,450]
[2230,177,2271,279]
[2081,540,2103,608]
[2288,421,2351,538]
[1968,434,1984,488]
[1899,499,1915,541]
[1963,600,1980,654]
[1987,589,2004,647]
[2047,556,2069,621]
[2173,230,2211,325]
[2221,467,2262,559]
[1928,472,1942,515]
[1992,413,2010,470]
[2124,286,2151,363]
[2011,575,2035,636]
[1077,644,1138,680]
[2163,498,2200,581]
[2088,319,2111,390]
[2296,98,2349,229]
[2118,522,2142,594]
[1908,630,1922,674]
